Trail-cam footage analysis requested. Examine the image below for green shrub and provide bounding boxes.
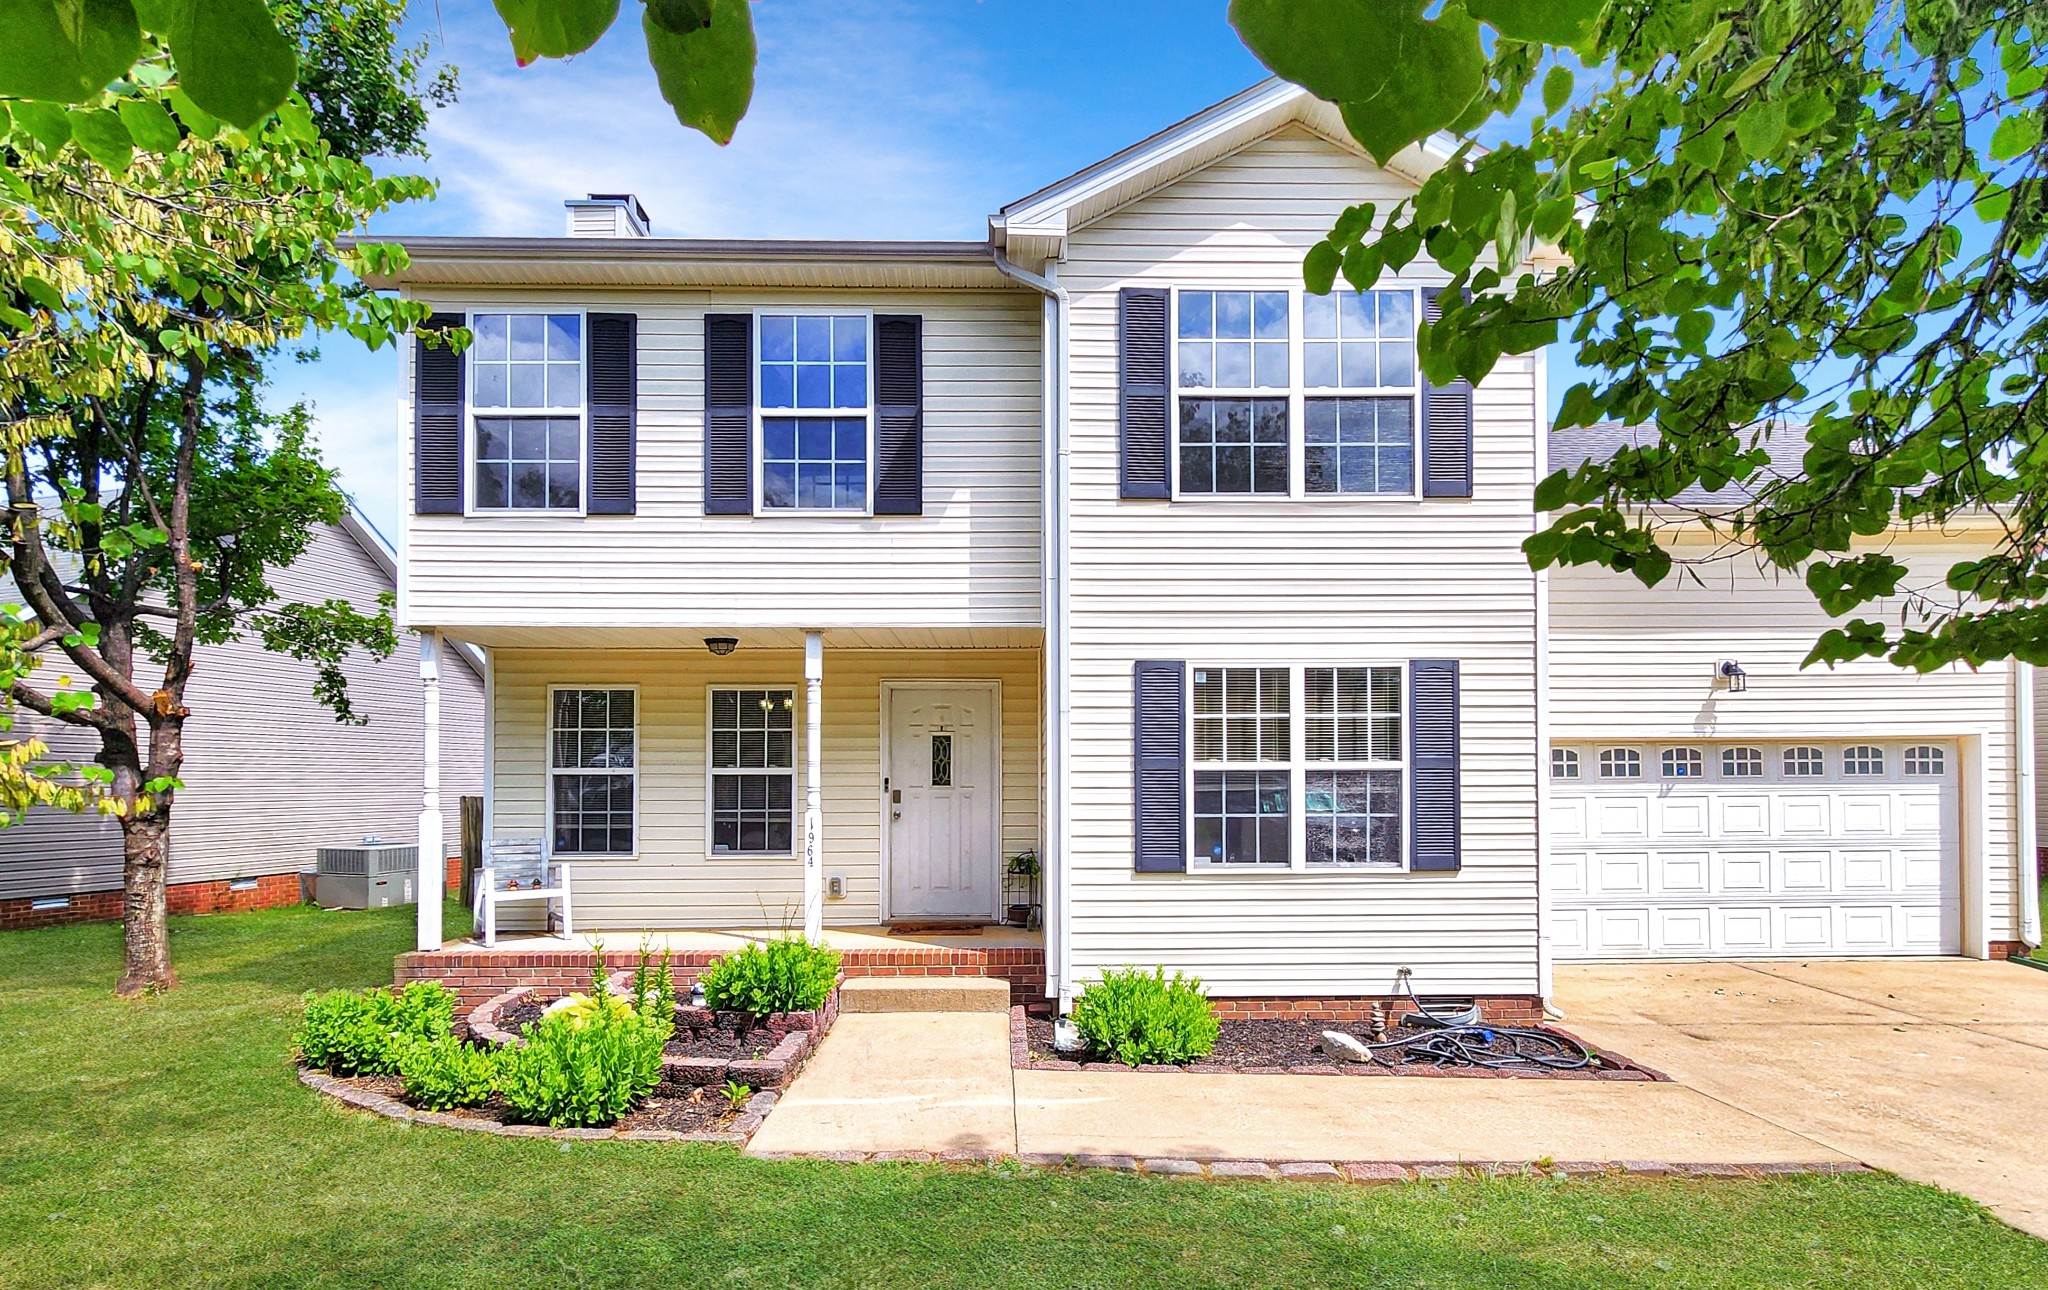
[296,981,455,1076]
[697,936,840,1017]
[396,1036,500,1110]
[497,1006,668,1128]
[1070,967,1219,1066]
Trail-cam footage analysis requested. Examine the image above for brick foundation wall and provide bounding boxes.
[1,858,461,930]
[1992,940,2029,960]
[399,944,1050,1011]
[1209,995,1546,1026]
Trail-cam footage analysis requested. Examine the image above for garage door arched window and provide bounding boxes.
[1843,745,1885,776]
[1904,745,1945,776]
[1721,746,1763,777]
[1660,747,1703,778]
[1551,748,1580,779]
[1783,745,1825,777]
[1599,747,1641,778]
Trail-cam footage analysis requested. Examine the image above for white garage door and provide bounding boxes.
[1548,740,1960,959]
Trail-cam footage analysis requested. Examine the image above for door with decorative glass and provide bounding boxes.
[883,682,999,920]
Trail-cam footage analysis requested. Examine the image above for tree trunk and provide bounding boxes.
[116,812,176,996]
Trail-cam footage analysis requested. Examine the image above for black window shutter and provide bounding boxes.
[1421,287,1474,499]
[872,314,923,516]
[586,312,637,515]
[1118,287,1170,499]
[704,313,753,515]
[413,312,464,514]
[1409,658,1462,872]
[1132,659,1187,873]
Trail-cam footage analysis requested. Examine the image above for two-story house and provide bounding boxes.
[372,81,2039,1018]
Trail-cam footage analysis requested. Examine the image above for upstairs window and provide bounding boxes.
[1177,290,1289,496]
[470,313,584,511]
[758,314,869,511]
[1304,289,1415,497]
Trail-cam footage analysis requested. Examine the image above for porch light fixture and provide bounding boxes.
[1717,660,1747,693]
[704,636,739,657]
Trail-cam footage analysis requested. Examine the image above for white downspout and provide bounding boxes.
[993,248,1071,1007]
[2018,662,2040,948]
[803,630,824,941]
[1532,349,1555,1009]
[417,630,444,952]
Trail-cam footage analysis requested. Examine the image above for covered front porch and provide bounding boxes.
[409,624,1047,978]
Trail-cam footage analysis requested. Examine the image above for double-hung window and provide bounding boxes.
[471,313,584,512]
[550,688,635,856]
[758,314,869,512]
[1189,663,1407,870]
[709,687,796,855]
[1170,287,1420,499]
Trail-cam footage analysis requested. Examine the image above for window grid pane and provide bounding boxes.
[1179,397,1288,494]
[1193,770,1290,865]
[759,314,867,411]
[1904,745,1945,775]
[1192,667,1289,763]
[1177,290,1289,392]
[1661,748,1703,778]
[1783,746,1825,776]
[763,416,867,511]
[1303,290,1414,391]
[1304,666,1401,761]
[1843,745,1885,776]
[472,313,583,411]
[1304,397,1414,495]
[1304,769,1402,865]
[475,416,581,510]
[549,688,634,855]
[1721,746,1763,777]
[1599,748,1641,778]
[711,687,796,854]
[1551,748,1580,779]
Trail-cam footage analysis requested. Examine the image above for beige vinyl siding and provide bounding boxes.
[401,290,1043,631]
[487,645,1040,929]
[1059,125,1543,998]
[1548,533,2025,948]
[0,523,486,899]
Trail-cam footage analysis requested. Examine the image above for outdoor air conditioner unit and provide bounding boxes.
[314,839,419,910]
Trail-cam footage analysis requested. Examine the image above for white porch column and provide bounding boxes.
[417,630,445,952]
[802,630,824,940]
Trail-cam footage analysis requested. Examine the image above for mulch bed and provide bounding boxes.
[1018,1013,1663,1080]
[335,1071,745,1135]
[494,995,794,1062]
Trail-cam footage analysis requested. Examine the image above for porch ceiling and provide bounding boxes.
[437,625,1044,651]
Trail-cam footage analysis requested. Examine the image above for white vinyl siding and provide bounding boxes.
[486,645,1040,929]
[0,522,486,899]
[403,290,1042,631]
[1549,531,2027,951]
[1061,124,1543,998]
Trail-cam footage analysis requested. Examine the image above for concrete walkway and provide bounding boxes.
[1555,958,2048,1239]
[748,1002,1845,1170]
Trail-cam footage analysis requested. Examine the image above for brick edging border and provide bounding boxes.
[297,1065,778,1144]
[744,1149,1871,1182]
[1005,1006,1670,1081]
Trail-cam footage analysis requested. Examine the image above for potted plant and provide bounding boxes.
[1005,850,1040,926]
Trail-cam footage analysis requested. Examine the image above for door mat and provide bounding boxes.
[887,922,985,935]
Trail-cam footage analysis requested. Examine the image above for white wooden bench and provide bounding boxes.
[472,838,572,946]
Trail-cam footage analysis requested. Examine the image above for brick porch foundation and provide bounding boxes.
[1,857,463,930]
[398,943,1048,1010]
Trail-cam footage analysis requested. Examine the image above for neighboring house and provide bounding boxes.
[0,511,487,928]
[366,79,2039,1016]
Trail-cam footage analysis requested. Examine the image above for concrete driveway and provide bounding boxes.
[1555,958,2048,1238]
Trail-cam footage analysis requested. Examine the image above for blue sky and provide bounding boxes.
[280,1,1525,535]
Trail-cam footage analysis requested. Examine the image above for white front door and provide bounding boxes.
[1549,739,1961,959]
[885,683,999,920]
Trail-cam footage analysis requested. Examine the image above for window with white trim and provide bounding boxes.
[758,314,869,511]
[709,687,796,854]
[471,313,583,511]
[1843,744,1885,776]
[550,688,634,856]
[1599,747,1642,778]
[1783,745,1825,776]
[1189,664,1408,869]
[1721,746,1764,777]
[1171,287,1419,499]
[1904,745,1945,775]
[1551,747,1580,779]
[1661,747,1703,778]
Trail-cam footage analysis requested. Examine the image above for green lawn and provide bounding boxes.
[2,906,2042,1289]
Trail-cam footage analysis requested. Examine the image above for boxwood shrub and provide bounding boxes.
[1070,967,1219,1066]
[697,936,841,1018]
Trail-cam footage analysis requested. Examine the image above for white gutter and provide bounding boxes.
[993,248,1073,1008]
[2019,662,2041,948]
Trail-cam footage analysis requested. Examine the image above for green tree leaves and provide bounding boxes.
[643,0,754,146]
[0,0,140,102]
[493,0,621,64]
[133,0,298,126]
